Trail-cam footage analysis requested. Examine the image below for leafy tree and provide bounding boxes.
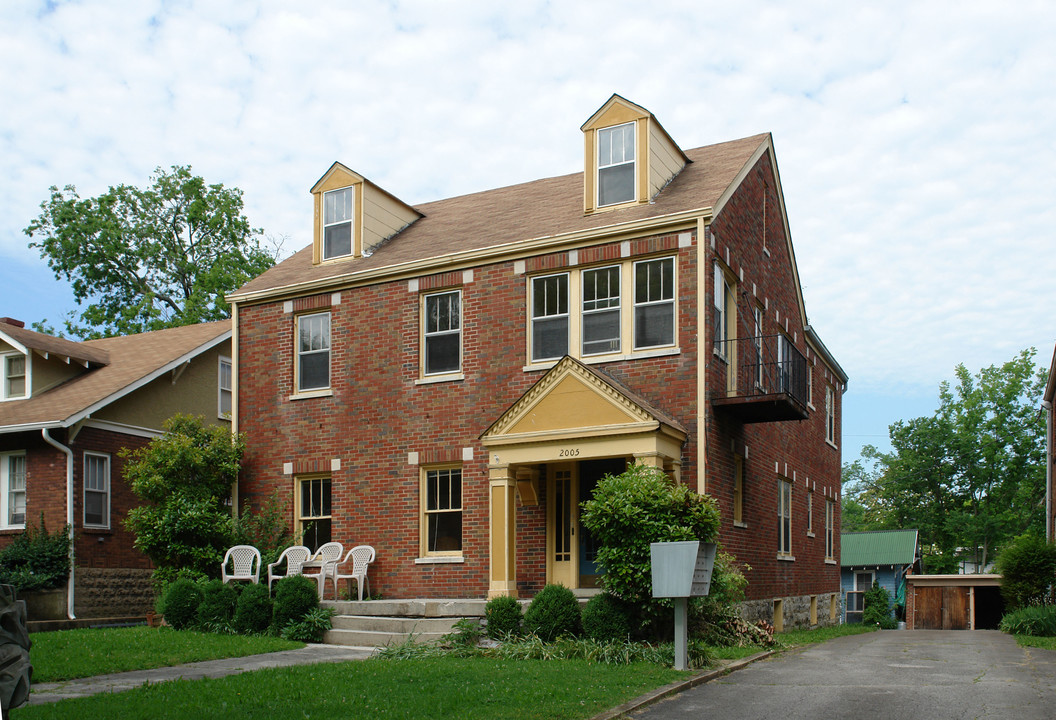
[995,534,1056,610]
[123,414,245,583]
[24,165,277,339]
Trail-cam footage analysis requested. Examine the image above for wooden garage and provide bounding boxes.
[905,574,1004,630]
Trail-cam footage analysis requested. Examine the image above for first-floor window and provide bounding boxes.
[778,479,792,556]
[732,455,744,524]
[423,289,461,375]
[298,476,331,552]
[422,467,462,555]
[84,452,110,528]
[531,273,569,362]
[806,491,814,534]
[825,500,835,559]
[218,356,232,418]
[297,312,331,391]
[635,257,675,349]
[1,452,26,529]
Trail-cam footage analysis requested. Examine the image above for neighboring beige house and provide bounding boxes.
[0,318,231,619]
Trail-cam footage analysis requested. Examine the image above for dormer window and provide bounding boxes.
[597,122,636,207]
[3,354,26,400]
[323,187,353,260]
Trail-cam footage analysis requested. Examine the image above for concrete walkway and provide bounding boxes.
[26,643,375,705]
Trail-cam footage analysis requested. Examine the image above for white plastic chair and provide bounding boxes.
[221,545,261,584]
[327,545,375,601]
[266,545,312,591]
[304,541,344,596]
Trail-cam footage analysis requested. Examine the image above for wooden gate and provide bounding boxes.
[915,586,970,630]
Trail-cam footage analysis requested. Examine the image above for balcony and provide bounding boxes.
[711,334,810,423]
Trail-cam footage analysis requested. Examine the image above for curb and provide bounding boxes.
[591,649,776,720]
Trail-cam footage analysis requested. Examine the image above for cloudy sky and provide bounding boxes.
[2,1,1054,462]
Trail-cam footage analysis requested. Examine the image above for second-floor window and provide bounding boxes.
[825,499,835,559]
[531,273,570,362]
[778,478,792,557]
[423,290,461,376]
[825,385,837,445]
[297,312,331,392]
[323,187,353,260]
[3,354,26,400]
[218,357,232,419]
[597,122,636,206]
[582,266,621,355]
[634,258,675,349]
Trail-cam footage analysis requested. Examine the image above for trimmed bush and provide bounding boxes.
[996,534,1056,610]
[273,574,319,632]
[234,582,274,635]
[863,582,897,629]
[0,516,71,592]
[485,595,523,639]
[582,593,632,642]
[523,584,581,641]
[163,578,203,630]
[197,579,238,629]
[1000,604,1056,637]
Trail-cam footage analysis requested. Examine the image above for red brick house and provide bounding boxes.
[0,319,231,618]
[229,95,848,628]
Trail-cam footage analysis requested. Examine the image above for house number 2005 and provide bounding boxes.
[558,448,581,457]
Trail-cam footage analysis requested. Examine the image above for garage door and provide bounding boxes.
[915,586,969,630]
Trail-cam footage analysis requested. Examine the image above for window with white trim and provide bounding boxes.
[298,475,331,552]
[531,273,569,362]
[713,263,735,359]
[423,289,461,376]
[2,354,26,400]
[778,478,792,557]
[84,452,110,529]
[597,122,635,206]
[322,187,353,260]
[297,312,331,392]
[634,257,675,349]
[752,305,764,388]
[825,499,835,559]
[422,466,462,556]
[582,265,621,355]
[806,490,814,535]
[218,356,232,419]
[1,452,26,529]
[825,385,837,445]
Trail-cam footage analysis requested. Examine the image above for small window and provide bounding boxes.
[825,385,837,445]
[1,452,26,529]
[806,490,814,535]
[531,274,569,362]
[752,305,765,389]
[218,356,232,419]
[298,476,332,553]
[713,263,734,359]
[422,467,462,555]
[297,312,331,392]
[323,188,353,259]
[597,122,636,206]
[732,454,744,525]
[84,452,110,528]
[582,265,621,356]
[3,355,26,399]
[825,500,835,559]
[778,478,792,556]
[634,258,674,349]
[423,290,461,376]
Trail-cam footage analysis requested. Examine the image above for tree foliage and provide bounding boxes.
[995,534,1056,610]
[844,349,1045,571]
[25,165,277,338]
[123,414,245,582]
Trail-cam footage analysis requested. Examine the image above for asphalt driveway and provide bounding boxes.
[633,631,1056,720]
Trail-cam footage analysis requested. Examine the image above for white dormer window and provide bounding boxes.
[323,187,353,259]
[597,122,636,206]
[2,354,26,400]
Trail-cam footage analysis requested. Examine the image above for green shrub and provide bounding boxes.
[582,593,632,642]
[197,579,238,629]
[280,607,334,642]
[163,578,204,630]
[273,574,319,631]
[862,582,897,628]
[485,595,523,639]
[0,515,71,592]
[443,617,484,646]
[996,534,1056,610]
[234,582,274,634]
[231,493,295,568]
[523,584,581,641]
[1000,604,1056,637]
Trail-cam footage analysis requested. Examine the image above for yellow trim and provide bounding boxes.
[420,464,464,559]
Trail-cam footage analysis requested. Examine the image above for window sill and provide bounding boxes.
[0,527,26,535]
[733,521,748,529]
[82,527,112,534]
[524,347,680,373]
[415,556,464,565]
[289,389,334,401]
[825,439,838,450]
[806,532,816,538]
[776,554,796,562]
[825,558,837,565]
[415,373,465,386]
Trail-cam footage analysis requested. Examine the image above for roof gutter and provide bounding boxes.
[40,428,76,620]
[805,325,849,385]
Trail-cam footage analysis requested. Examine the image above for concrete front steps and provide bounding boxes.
[320,599,490,648]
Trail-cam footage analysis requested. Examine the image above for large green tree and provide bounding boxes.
[25,165,277,339]
[846,349,1045,571]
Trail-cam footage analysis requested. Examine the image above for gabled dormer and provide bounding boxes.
[581,94,690,214]
[0,317,111,401]
[310,163,422,264]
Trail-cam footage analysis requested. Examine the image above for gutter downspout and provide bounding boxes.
[696,216,708,496]
[41,427,76,620]
[1044,400,1052,543]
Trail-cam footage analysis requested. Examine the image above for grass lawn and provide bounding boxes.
[1013,635,1056,651]
[28,626,302,682]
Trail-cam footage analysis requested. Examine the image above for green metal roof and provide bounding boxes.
[841,530,919,567]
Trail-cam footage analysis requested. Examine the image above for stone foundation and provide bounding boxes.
[739,592,842,630]
[74,567,155,618]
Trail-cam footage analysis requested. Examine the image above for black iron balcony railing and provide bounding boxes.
[711,334,810,423]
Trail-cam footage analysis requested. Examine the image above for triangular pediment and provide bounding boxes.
[482,356,680,444]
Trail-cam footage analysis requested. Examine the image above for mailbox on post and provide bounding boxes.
[650,541,717,671]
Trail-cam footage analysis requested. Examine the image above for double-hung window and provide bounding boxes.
[582,266,621,356]
[423,290,461,376]
[825,385,836,445]
[806,491,814,535]
[597,122,635,206]
[778,478,792,557]
[298,476,331,552]
[777,334,795,393]
[218,356,232,419]
[732,454,744,525]
[84,452,110,528]
[322,187,353,260]
[634,258,674,349]
[1,452,26,529]
[297,312,331,392]
[3,354,26,399]
[422,467,462,555]
[825,499,835,559]
[531,273,569,362]
[713,263,734,359]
